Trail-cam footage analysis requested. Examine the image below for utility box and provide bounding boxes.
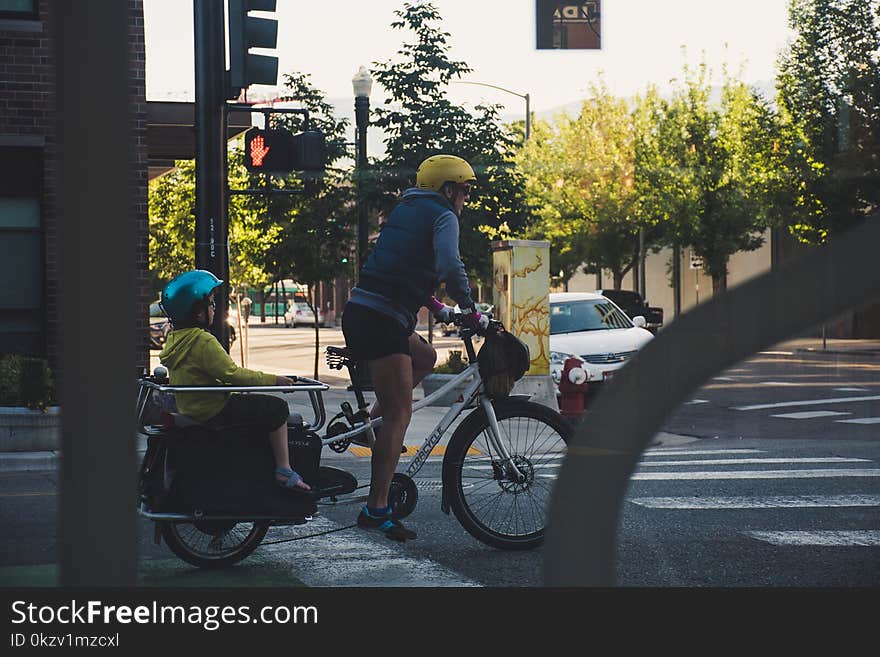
[491,240,558,409]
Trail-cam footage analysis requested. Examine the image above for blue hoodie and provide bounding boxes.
[351,188,475,331]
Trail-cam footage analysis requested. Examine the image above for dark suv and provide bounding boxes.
[596,289,664,334]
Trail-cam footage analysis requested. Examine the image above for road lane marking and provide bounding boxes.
[685,399,710,404]
[629,469,880,480]
[770,411,851,419]
[744,531,880,547]
[0,491,57,497]
[539,468,880,480]
[643,449,764,456]
[637,457,869,467]
[629,495,880,509]
[834,387,869,392]
[258,516,481,587]
[836,417,880,424]
[760,381,798,386]
[733,395,880,411]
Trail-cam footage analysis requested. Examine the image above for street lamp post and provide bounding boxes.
[453,81,530,141]
[352,66,372,279]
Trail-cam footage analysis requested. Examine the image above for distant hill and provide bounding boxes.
[527,79,778,123]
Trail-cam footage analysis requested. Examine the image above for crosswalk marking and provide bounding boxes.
[258,517,481,587]
[643,449,763,456]
[733,394,880,411]
[770,411,851,419]
[629,495,880,509]
[637,457,868,467]
[629,468,880,480]
[744,531,880,547]
[836,417,880,425]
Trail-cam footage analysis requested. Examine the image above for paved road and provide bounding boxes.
[3,342,877,586]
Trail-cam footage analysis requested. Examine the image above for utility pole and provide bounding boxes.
[194,0,230,349]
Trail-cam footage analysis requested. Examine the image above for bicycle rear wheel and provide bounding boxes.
[442,400,571,550]
[161,520,269,569]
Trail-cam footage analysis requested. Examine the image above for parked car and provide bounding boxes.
[549,292,654,395]
[437,302,494,337]
[284,302,324,328]
[595,289,664,334]
[148,301,170,350]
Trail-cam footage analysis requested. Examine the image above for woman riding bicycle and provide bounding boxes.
[342,154,489,541]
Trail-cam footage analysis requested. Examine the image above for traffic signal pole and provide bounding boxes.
[194,0,230,350]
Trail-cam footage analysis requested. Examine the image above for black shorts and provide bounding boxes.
[342,302,412,361]
[206,393,290,433]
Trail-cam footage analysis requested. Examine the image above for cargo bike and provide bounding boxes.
[135,318,572,568]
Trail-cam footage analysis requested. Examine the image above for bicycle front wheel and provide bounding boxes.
[442,400,571,550]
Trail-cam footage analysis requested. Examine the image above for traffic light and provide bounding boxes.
[243,127,293,172]
[227,0,278,100]
[243,127,327,173]
[291,130,326,172]
[244,128,325,173]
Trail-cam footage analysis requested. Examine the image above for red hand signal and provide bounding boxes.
[250,135,270,167]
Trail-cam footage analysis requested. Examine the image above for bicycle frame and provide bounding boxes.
[320,360,526,482]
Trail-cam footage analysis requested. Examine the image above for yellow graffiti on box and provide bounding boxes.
[492,242,550,375]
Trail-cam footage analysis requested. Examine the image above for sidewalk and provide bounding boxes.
[772,337,880,358]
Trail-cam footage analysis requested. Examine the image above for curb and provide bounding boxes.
[793,348,880,358]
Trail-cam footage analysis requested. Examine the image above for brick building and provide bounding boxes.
[0,0,150,373]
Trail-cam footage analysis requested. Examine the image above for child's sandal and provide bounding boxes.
[275,467,312,495]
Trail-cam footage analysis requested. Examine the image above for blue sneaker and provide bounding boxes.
[356,506,417,541]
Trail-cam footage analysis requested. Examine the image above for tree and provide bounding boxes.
[258,71,356,378]
[646,62,782,293]
[516,83,641,290]
[368,1,532,286]
[148,155,282,292]
[776,0,880,244]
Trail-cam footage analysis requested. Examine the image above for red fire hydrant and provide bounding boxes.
[558,357,590,421]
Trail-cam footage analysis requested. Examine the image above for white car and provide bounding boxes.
[284,302,324,328]
[549,292,654,391]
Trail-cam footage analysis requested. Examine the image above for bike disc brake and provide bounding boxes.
[388,472,418,519]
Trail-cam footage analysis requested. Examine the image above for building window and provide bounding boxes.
[0,147,44,356]
[0,0,37,20]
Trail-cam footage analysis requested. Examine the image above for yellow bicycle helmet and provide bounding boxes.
[415,155,476,192]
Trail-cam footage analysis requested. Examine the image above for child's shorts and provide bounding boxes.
[205,393,290,434]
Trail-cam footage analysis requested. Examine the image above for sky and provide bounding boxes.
[144,0,794,124]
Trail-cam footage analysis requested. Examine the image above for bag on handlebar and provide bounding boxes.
[477,327,531,400]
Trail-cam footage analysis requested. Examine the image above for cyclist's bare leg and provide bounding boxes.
[369,333,436,421]
[366,352,413,508]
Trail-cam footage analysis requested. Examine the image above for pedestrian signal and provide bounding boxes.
[243,127,294,172]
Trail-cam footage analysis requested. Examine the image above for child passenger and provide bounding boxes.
[158,270,310,493]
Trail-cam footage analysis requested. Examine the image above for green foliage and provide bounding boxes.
[148,156,283,291]
[517,82,641,289]
[368,2,533,284]
[0,355,55,411]
[776,0,880,243]
[433,350,468,374]
[636,61,783,291]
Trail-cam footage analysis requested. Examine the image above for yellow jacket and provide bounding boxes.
[158,327,275,421]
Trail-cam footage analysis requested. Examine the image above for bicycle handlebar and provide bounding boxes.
[451,314,504,337]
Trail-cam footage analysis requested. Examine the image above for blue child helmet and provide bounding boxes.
[160,270,223,323]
